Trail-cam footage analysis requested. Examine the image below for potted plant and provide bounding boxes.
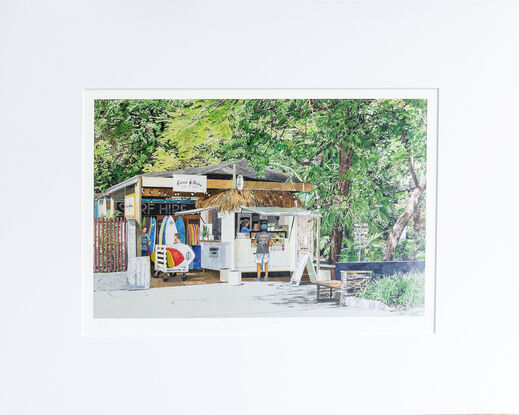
[202,225,209,240]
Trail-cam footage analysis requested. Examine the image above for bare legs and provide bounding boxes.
[256,262,269,280]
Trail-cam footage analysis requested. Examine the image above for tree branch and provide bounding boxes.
[269,162,304,183]
[299,140,334,165]
[408,156,420,189]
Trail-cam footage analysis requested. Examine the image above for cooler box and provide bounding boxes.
[201,242,231,270]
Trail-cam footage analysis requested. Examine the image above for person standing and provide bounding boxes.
[141,227,151,256]
[240,218,251,234]
[255,223,271,281]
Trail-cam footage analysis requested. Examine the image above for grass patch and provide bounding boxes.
[356,270,425,309]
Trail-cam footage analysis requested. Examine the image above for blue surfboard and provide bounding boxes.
[175,217,185,244]
[149,217,157,254]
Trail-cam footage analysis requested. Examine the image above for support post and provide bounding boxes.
[135,176,142,256]
[109,196,115,218]
[316,216,321,281]
[220,211,235,269]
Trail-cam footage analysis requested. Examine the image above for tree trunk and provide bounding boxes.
[328,141,352,264]
[383,176,426,261]
[329,227,344,264]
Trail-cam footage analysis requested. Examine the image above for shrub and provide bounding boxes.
[356,270,425,309]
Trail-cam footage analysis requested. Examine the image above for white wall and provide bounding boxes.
[1,1,518,414]
[220,211,235,268]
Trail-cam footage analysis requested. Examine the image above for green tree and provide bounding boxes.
[143,99,235,172]
[94,99,171,193]
[224,99,382,263]
[94,98,427,263]
[222,98,427,263]
[377,99,427,260]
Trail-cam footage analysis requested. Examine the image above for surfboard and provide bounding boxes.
[99,199,107,217]
[173,243,195,265]
[166,247,184,267]
[148,217,156,254]
[158,219,164,245]
[158,217,168,245]
[165,244,195,267]
[164,215,178,247]
[150,241,194,267]
[175,217,185,244]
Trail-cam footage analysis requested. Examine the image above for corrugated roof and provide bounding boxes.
[146,159,302,183]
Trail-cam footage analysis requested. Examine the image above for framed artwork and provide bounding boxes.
[82,88,438,335]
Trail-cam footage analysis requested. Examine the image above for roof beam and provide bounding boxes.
[141,176,314,192]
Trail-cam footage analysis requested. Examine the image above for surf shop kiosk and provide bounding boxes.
[104,160,321,282]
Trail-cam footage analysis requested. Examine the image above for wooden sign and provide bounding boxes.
[290,252,317,285]
[172,174,207,193]
[124,193,135,218]
[353,223,369,261]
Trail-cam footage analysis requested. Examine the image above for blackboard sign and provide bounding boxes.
[117,202,196,216]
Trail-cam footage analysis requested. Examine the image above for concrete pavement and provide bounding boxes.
[93,281,423,318]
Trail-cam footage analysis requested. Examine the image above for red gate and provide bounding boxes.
[94,217,127,272]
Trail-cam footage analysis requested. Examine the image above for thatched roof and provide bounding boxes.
[196,189,301,212]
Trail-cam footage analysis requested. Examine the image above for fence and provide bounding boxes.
[94,217,127,272]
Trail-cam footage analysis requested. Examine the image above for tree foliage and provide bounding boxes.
[222,99,427,262]
[143,99,235,172]
[94,98,428,262]
[94,99,171,193]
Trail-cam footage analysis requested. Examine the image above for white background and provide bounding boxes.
[1,1,518,414]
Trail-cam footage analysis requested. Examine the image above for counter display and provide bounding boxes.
[251,230,287,251]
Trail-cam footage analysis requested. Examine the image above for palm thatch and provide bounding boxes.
[196,189,301,211]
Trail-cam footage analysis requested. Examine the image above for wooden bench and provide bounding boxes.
[311,280,341,302]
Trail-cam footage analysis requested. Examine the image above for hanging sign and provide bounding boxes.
[124,193,136,218]
[236,175,244,191]
[172,174,207,193]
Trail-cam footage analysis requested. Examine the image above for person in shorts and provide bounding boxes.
[141,227,151,256]
[255,223,271,281]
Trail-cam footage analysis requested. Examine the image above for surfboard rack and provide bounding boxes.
[153,244,189,282]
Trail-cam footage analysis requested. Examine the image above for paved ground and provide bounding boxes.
[94,281,424,319]
[149,269,291,288]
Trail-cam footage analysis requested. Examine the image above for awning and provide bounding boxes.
[175,207,217,216]
[239,206,321,218]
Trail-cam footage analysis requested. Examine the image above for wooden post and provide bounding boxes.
[119,217,123,271]
[124,218,127,269]
[101,219,105,272]
[110,197,115,218]
[135,176,142,257]
[316,216,321,281]
[94,219,97,272]
[108,218,112,271]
